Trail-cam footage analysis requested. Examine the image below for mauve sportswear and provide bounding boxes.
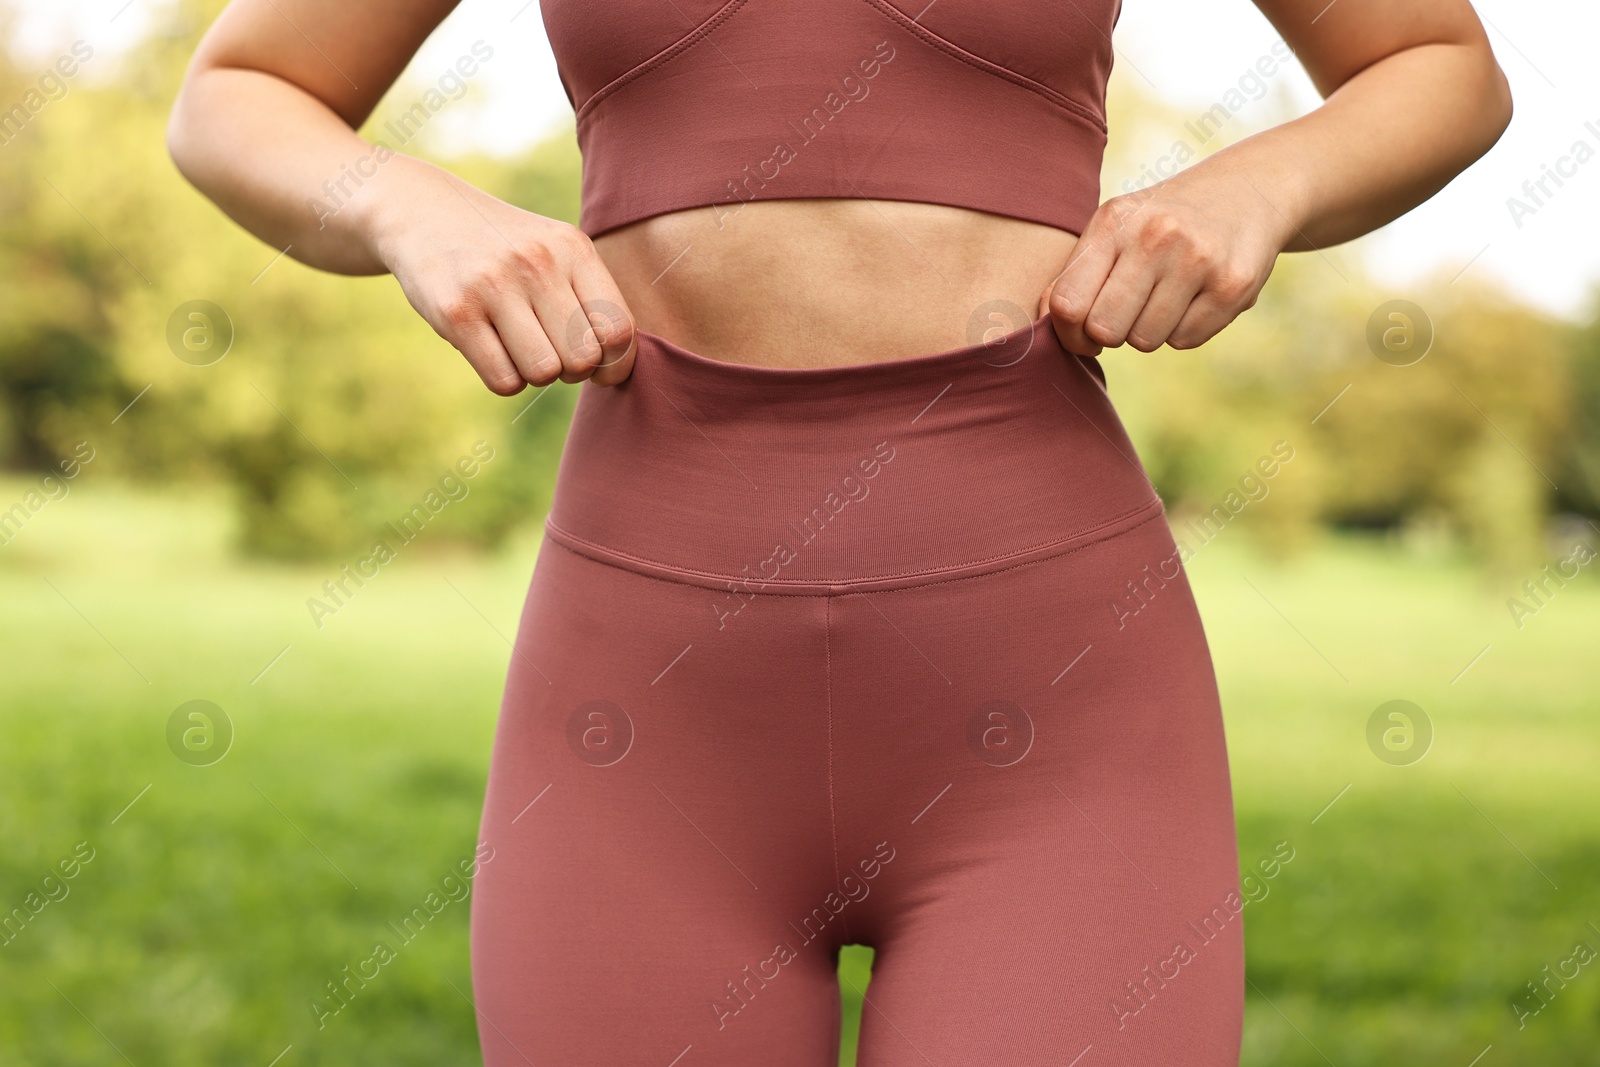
[538,0,1122,237]
[470,317,1244,1064]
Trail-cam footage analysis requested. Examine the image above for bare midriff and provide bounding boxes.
[592,198,1080,369]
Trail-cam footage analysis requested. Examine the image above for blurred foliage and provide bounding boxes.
[2,8,1598,1067]
[1100,66,1583,576]
[3,491,1599,1066]
[0,4,1595,571]
[0,3,580,559]
[1558,297,1600,516]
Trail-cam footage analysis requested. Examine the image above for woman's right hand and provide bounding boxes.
[167,0,635,395]
[364,154,638,394]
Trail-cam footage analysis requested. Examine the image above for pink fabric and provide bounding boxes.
[469,317,1243,1064]
[538,0,1121,237]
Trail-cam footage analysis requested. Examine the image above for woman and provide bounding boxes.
[168,1,1510,1063]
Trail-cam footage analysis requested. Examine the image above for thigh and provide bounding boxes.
[469,544,846,1066]
[829,517,1244,1066]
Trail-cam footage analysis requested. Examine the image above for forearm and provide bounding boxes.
[167,65,433,275]
[1188,39,1512,252]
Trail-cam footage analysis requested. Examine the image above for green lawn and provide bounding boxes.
[2,481,1597,1065]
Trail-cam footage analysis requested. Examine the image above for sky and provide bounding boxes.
[9,0,1597,320]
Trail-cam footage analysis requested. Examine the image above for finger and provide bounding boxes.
[1166,292,1237,351]
[435,302,526,396]
[1045,219,1120,356]
[565,256,638,387]
[527,284,596,384]
[486,295,564,386]
[1166,268,1261,350]
[1124,272,1205,353]
[585,308,638,387]
[1045,271,1108,356]
[1081,251,1160,350]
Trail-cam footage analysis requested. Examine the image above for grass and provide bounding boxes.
[1,479,1597,1066]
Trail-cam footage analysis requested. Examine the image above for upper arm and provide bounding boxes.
[184,0,464,128]
[1250,0,1499,98]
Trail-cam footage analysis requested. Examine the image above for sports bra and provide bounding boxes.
[539,0,1122,239]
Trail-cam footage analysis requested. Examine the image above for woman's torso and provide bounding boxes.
[593,202,1079,368]
[542,0,1120,368]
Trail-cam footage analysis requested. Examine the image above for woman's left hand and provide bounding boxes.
[1039,167,1295,357]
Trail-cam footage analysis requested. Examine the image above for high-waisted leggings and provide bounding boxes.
[469,314,1243,1066]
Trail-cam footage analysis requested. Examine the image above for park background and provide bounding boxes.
[2,0,1599,1063]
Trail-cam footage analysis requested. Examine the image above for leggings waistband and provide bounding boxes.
[542,313,1164,594]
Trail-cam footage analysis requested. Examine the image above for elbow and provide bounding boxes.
[1486,62,1514,148]
[1441,45,1515,176]
[1472,47,1514,160]
[165,83,198,184]
[164,108,190,181]
[165,67,213,188]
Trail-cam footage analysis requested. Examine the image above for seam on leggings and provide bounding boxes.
[543,506,1170,599]
[824,598,851,943]
[542,497,1165,594]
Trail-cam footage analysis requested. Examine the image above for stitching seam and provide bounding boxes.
[572,0,1108,136]
[543,496,1161,591]
[542,505,1169,598]
[857,0,1108,132]
[576,0,754,120]
[825,598,851,943]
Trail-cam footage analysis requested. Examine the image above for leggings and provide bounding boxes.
[469,314,1243,1066]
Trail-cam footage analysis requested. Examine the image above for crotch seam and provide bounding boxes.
[825,597,852,944]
